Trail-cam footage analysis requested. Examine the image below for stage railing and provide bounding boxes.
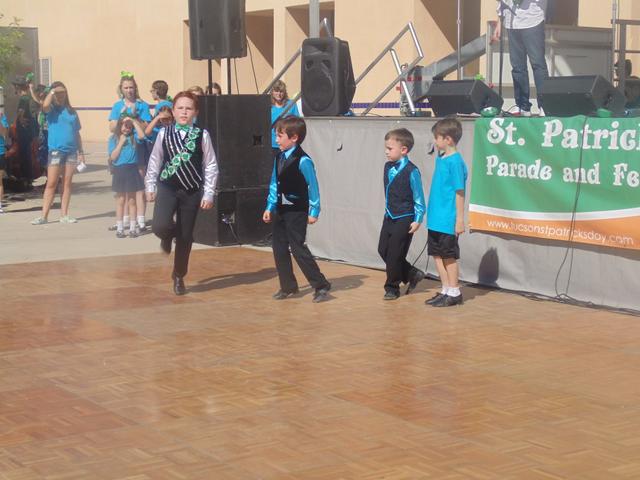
[613,19,640,95]
[356,22,424,116]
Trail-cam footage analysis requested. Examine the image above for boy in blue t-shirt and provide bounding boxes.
[425,118,468,307]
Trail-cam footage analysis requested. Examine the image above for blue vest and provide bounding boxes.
[384,161,417,218]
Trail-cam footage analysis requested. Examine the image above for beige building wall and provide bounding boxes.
[4,0,631,141]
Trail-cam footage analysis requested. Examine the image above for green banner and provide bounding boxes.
[469,116,640,250]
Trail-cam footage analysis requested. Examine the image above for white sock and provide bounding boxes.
[123,215,130,227]
[116,221,123,232]
[448,287,461,297]
[130,221,137,231]
[440,287,447,295]
[137,215,145,228]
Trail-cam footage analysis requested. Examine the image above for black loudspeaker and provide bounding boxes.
[189,0,247,59]
[426,80,504,117]
[193,187,270,246]
[301,37,356,116]
[540,75,626,116]
[197,94,271,190]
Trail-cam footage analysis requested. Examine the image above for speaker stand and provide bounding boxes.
[207,59,214,95]
[227,59,232,94]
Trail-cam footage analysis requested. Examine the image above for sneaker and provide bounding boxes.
[405,267,425,295]
[60,216,77,224]
[432,294,464,307]
[31,217,48,225]
[108,224,118,231]
[425,292,446,305]
[116,230,126,238]
[129,228,140,238]
[509,106,531,117]
[0,207,4,214]
[383,291,400,301]
[273,289,299,300]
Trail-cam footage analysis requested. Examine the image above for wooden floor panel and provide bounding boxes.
[1,247,639,479]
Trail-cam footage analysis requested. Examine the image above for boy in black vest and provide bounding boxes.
[378,128,426,300]
[262,116,331,303]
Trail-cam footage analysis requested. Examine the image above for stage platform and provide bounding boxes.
[303,116,640,312]
[1,248,639,478]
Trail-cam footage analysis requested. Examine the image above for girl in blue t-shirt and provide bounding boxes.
[31,81,85,225]
[270,80,300,156]
[108,74,152,230]
[108,116,146,238]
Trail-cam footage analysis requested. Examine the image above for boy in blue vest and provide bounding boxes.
[378,128,426,300]
[262,116,331,303]
[425,118,468,307]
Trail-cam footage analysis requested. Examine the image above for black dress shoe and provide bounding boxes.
[312,283,331,303]
[425,292,445,305]
[405,268,425,294]
[272,289,298,300]
[383,291,400,301]
[432,294,463,307]
[173,276,186,295]
[160,237,172,254]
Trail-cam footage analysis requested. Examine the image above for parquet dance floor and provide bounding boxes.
[1,247,639,479]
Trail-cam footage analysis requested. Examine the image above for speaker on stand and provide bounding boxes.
[188,0,247,94]
[301,37,356,116]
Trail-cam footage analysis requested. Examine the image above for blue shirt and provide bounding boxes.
[271,101,300,148]
[266,145,321,218]
[427,152,468,235]
[46,106,81,153]
[154,99,173,114]
[385,156,426,224]
[0,115,9,155]
[108,135,141,166]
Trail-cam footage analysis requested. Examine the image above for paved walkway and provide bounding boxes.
[0,142,214,265]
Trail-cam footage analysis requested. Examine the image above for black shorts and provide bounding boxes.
[427,229,460,259]
[0,154,5,170]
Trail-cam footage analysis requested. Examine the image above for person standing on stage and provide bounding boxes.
[145,91,218,295]
[262,116,331,303]
[270,81,300,159]
[492,0,549,116]
[424,118,467,308]
[378,128,426,301]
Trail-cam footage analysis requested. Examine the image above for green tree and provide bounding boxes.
[0,13,23,85]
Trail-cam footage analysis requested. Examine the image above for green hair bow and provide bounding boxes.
[121,70,134,79]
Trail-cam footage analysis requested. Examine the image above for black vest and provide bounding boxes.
[384,160,417,218]
[160,125,205,192]
[276,145,309,212]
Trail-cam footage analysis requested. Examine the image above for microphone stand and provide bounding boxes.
[497,0,509,99]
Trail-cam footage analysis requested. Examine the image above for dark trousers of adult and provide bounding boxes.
[152,182,201,279]
[17,123,35,181]
[378,215,414,295]
[272,210,329,293]
[508,21,549,111]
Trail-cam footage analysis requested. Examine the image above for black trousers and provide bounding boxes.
[272,210,329,293]
[378,216,414,294]
[152,182,201,278]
